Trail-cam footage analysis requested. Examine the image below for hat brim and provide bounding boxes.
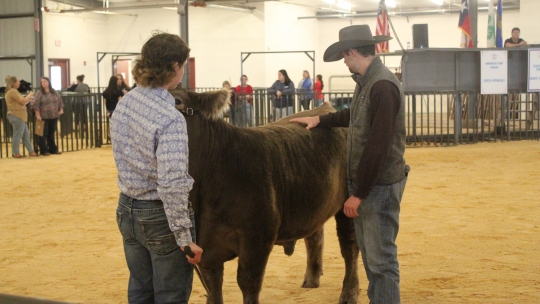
[323,36,393,62]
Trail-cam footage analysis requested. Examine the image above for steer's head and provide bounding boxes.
[169,85,231,120]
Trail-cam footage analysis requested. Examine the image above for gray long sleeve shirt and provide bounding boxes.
[267,80,295,108]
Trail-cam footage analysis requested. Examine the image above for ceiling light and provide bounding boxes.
[162,7,177,10]
[92,10,118,14]
[323,0,336,4]
[206,4,253,13]
[432,0,444,5]
[321,6,351,14]
[386,0,397,8]
[336,1,351,10]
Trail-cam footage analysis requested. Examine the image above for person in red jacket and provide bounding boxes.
[235,75,254,127]
[312,74,324,107]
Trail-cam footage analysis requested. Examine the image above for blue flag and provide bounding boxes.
[496,0,503,47]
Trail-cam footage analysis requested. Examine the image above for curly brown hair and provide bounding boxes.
[132,32,190,88]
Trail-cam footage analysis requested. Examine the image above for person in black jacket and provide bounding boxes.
[267,69,295,119]
[103,76,123,118]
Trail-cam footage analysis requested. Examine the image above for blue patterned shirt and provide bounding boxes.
[111,86,194,247]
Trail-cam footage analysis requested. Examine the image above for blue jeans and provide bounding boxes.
[116,193,195,304]
[7,114,34,155]
[348,176,408,304]
[274,106,294,120]
[235,103,253,127]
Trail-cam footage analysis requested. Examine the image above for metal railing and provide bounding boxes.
[1,93,105,158]
[405,91,540,146]
[3,88,537,158]
[224,90,540,146]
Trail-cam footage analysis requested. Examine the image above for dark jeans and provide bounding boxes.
[349,175,408,304]
[116,193,195,304]
[301,98,312,111]
[39,118,58,154]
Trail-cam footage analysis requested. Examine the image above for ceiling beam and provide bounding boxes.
[300,4,520,19]
[53,0,103,9]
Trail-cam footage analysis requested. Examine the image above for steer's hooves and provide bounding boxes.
[301,279,320,289]
[338,288,359,304]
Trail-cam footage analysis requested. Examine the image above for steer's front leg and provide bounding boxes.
[236,234,274,304]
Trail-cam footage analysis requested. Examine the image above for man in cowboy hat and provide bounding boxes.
[291,24,409,304]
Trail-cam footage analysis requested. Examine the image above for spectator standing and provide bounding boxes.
[4,76,38,158]
[34,76,64,156]
[268,69,295,120]
[117,73,131,94]
[298,70,313,111]
[235,75,254,127]
[103,76,123,118]
[313,74,324,107]
[67,75,90,93]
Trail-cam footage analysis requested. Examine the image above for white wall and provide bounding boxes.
[105,8,179,52]
[37,3,526,92]
[520,0,540,45]
[263,2,318,90]
[189,4,265,88]
[43,1,108,88]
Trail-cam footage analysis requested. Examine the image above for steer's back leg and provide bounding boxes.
[335,209,360,304]
[302,227,324,288]
[236,233,274,304]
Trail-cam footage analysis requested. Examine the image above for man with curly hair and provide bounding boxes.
[111,32,203,304]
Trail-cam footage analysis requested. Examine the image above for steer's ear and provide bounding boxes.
[189,89,231,120]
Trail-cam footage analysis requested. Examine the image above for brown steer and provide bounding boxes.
[170,86,360,304]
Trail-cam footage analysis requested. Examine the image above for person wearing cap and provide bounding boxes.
[291,24,409,304]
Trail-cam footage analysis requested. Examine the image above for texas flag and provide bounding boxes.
[458,0,474,48]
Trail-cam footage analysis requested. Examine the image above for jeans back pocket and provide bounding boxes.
[140,218,178,255]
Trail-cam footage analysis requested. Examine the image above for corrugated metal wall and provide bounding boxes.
[0,0,34,14]
[0,18,35,55]
[0,0,37,87]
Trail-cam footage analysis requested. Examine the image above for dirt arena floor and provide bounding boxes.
[1,141,539,303]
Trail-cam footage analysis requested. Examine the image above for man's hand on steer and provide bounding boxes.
[343,195,362,218]
[182,243,203,264]
[290,116,320,130]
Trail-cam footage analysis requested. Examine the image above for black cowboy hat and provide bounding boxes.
[323,24,392,62]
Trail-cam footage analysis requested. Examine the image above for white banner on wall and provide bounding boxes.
[481,50,508,95]
[528,49,540,92]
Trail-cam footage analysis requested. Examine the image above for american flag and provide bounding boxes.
[375,0,390,53]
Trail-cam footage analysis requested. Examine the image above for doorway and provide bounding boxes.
[48,59,70,91]
[114,59,132,87]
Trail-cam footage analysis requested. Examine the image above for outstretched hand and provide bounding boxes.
[290,116,320,130]
[343,195,361,218]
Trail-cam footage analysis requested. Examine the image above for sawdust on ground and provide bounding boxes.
[1,141,539,303]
